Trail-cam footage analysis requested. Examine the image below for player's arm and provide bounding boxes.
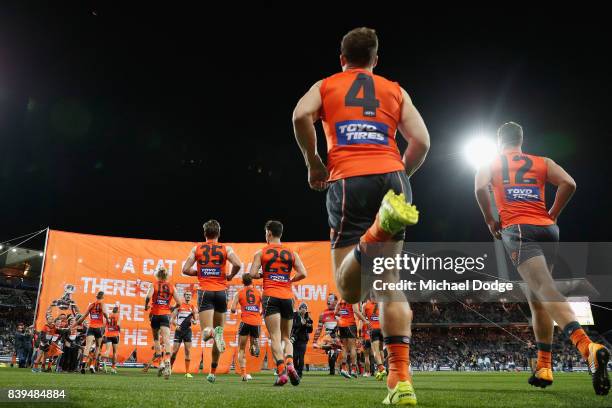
[172,286,182,308]
[248,250,263,279]
[545,158,577,222]
[182,246,198,276]
[101,302,110,321]
[290,252,307,283]
[313,313,325,345]
[226,246,242,281]
[334,302,341,317]
[144,285,154,311]
[397,88,430,177]
[474,164,501,240]
[353,304,368,324]
[230,292,240,314]
[171,306,179,328]
[292,80,328,191]
[76,303,92,325]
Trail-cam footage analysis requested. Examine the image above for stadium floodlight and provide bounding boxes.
[11,248,17,253]
[463,136,497,170]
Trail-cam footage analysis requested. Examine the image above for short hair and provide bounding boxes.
[265,220,283,238]
[242,274,252,286]
[341,27,378,67]
[96,291,104,300]
[497,122,523,148]
[156,267,168,281]
[203,219,221,239]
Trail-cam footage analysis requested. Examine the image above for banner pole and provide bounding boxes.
[32,227,50,327]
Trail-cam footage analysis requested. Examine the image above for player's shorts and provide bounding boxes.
[363,339,372,349]
[501,224,559,267]
[198,290,228,313]
[38,342,50,352]
[327,171,412,248]
[338,325,357,339]
[86,327,104,339]
[173,327,193,343]
[103,336,119,345]
[369,328,383,342]
[262,295,294,319]
[238,322,261,338]
[150,315,171,330]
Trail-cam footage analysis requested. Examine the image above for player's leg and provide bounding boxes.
[82,335,95,373]
[363,344,371,377]
[348,337,358,377]
[160,325,172,379]
[372,338,386,380]
[183,340,192,378]
[518,254,610,394]
[208,310,226,381]
[525,300,554,387]
[332,246,362,303]
[170,338,181,368]
[281,313,300,386]
[265,311,287,386]
[339,338,351,378]
[111,343,118,374]
[199,309,215,344]
[237,334,248,380]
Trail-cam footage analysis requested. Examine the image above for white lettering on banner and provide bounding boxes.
[123,329,148,346]
[292,284,327,301]
[122,258,136,274]
[80,277,147,298]
[143,259,155,275]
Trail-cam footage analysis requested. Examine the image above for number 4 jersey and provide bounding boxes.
[490,150,554,228]
[320,68,405,181]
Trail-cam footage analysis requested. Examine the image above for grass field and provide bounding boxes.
[0,367,610,408]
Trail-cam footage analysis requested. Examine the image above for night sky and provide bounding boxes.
[1,6,611,324]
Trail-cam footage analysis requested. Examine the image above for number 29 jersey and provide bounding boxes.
[320,68,405,181]
[260,243,295,300]
[490,150,553,228]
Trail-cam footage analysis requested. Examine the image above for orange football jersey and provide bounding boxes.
[194,241,229,291]
[260,243,294,299]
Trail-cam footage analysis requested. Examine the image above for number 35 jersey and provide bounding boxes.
[490,151,554,228]
[260,243,295,299]
[320,68,405,181]
[195,241,229,291]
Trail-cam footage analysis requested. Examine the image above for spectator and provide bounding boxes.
[291,302,313,378]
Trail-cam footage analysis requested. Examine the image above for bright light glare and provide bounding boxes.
[463,137,497,169]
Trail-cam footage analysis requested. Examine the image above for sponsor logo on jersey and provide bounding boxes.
[244,305,259,312]
[335,120,389,146]
[505,186,541,201]
[267,273,289,282]
[199,267,222,277]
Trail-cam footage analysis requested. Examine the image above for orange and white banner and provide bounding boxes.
[35,230,336,373]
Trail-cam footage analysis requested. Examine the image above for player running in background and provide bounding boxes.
[249,220,307,386]
[475,121,610,395]
[293,27,429,405]
[170,291,198,378]
[31,315,56,372]
[102,305,121,374]
[364,294,387,380]
[145,267,181,380]
[182,219,242,383]
[335,298,368,378]
[230,273,263,381]
[76,291,108,374]
[359,317,372,377]
[313,293,340,374]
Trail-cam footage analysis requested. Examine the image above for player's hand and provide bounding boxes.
[486,219,501,240]
[307,155,329,191]
[313,343,320,349]
[144,304,149,311]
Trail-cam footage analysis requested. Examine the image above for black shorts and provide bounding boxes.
[150,315,171,330]
[238,322,260,338]
[86,327,104,339]
[338,325,357,339]
[262,296,294,319]
[363,340,372,349]
[327,171,412,248]
[103,336,119,345]
[370,328,383,342]
[173,327,193,343]
[501,224,559,267]
[198,290,228,313]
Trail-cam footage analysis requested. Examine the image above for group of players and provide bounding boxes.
[29,26,611,406]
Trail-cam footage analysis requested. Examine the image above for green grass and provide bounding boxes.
[0,367,610,408]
